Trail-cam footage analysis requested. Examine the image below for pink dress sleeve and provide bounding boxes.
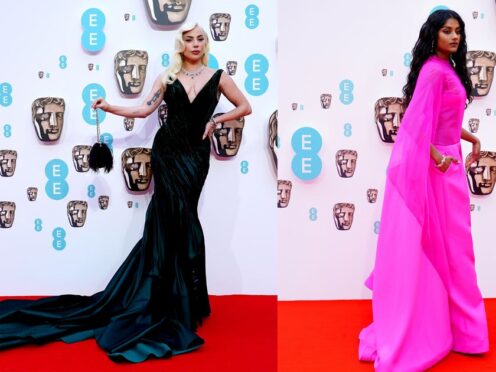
[360,57,488,371]
[360,62,454,369]
[387,61,444,225]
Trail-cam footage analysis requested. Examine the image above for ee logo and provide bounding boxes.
[291,127,322,181]
[403,53,413,67]
[100,133,113,151]
[374,221,380,234]
[87,185,96,198]
[52,227,67,251]
[82,83,106,125]
[81,8,106,52]
[162,53,170,67]
[59,55,68,69]
[3,124,12,138]
[339,79,354,105]
[0,83,13,107]
[245,5,259,29]
[34,218,43,232]
[245,54,269,96]
[309,208,318,221]
[45,159,69,200]
[240,160,249,174]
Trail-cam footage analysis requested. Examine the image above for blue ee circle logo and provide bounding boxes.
[245,54,269,96]
[81,8,106,52]
[245,5,260,29]
[0,83,13,107]
[45,159,69,200]
[291,127,322,181]
[82,83,106,125]
[339,79,354,105]
[52,227,67,251]
[100,132,113,151]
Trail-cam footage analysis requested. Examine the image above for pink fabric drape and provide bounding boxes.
[359,56,488,371]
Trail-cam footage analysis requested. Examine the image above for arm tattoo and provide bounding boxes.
[147,89,161,106]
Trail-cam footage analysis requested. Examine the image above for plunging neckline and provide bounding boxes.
[175,70,220,105]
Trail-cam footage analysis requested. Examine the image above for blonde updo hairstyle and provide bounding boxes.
[162,23,210,86]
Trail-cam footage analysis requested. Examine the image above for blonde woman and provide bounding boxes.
[0,23,251,362]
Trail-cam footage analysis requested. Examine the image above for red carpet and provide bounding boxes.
[0,295,276,372]
[278,299,495,371]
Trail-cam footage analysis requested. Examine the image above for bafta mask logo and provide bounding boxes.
[124,117,135,131]
[124,13,130,21]
[472,11,479,19]
[114,50,148,95]
[367,188,378,203]
[72,145,92,172]
[38,71,44,79]
[212,114,244,157]
[468,118,480,133]
[145,0,192,26]
[333,203,355,231]
[0,150,17,177]
[127,201,133,208]
[98,195,109,210]
[486,108,492,116]
[226,61,238,76]
[374,97,405,143]
[269,110,278,168]
[277,180,292,208]
[31,97,65,142]
[67,200,88,228]
[0,201,16,228]
[466,151,496,195]
[381,68,388,77]
[158,103,168,127]
[291,103,298,111]
[210,13,231,41]
[122,148,153,191]
[320,94,332,109]
[88,63,94,71]
[467,51,496,97]
[335,149,357,178]
[27,187,38,201]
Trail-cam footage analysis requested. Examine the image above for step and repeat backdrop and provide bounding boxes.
[0,1,276,295]
[278,0,496,300]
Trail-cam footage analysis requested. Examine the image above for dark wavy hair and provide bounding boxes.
[402,9,472,106]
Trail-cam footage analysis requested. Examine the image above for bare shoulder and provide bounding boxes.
[202,66,218,78]
[219,69,233,85]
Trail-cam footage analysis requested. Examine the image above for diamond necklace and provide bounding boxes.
[181,65,205,79]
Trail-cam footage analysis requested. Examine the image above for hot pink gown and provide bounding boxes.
[359,55,489,371]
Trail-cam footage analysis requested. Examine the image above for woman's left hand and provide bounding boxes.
[465,140,481,169]
[202,120,216,140]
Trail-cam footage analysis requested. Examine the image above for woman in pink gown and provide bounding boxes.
[359,9,489,371]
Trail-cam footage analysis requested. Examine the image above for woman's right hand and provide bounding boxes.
[92,98,110,112]
[436,155,459,173]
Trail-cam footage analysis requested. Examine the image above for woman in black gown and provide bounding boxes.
[0,23,251,362]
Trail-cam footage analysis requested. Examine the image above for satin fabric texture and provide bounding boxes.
[0,70,224,362]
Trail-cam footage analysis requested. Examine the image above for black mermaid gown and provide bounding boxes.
[0,70,224,362]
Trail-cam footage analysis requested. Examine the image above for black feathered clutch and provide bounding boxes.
[88,109,113,173]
